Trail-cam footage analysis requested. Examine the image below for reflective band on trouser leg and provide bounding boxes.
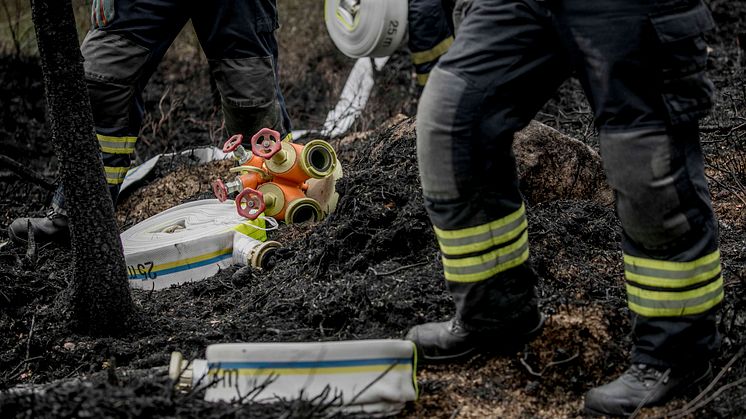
[436,204,529,283]
[416,73,429,86]
[97,134,137,154]
[411,36,454,66]
[412,36,454,87]
[624,249,724,317]
[104,166,129,185]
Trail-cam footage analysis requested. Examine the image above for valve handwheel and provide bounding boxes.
[223,133,244,153]
[250,128,282,158]
[212,179,228,203]
[236,188,265,220]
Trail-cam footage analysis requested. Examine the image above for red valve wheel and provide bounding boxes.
[213,179,228,202]
[223,134,244,153]
[250,128,282,158]
[236,188,265,220]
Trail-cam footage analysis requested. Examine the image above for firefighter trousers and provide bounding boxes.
[416,0,722,368]
[53,0,291,209]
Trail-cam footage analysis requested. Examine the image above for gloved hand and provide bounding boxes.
[91,0,115,29]
[452,0,473,33]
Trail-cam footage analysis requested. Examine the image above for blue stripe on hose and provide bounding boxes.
[128,252,233,280]
[208,358,412,369]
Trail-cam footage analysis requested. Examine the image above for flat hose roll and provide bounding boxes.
[121,199,268,290]
[324,0,408,58]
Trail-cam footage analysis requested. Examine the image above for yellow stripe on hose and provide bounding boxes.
[209,364,412,377]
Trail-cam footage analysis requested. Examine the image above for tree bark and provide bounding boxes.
[30,0,136,334]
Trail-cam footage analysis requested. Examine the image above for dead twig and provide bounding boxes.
[519,350,579,378]
[367,261,428,277]
[0,153,56,190]
[25,312,36,360]
[519,356,543,377]
[666,377,746,419]
[700,122,746,134]
[655,346,746,419]
[346,362,398,406]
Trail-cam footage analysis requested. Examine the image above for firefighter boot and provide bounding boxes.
[8,209,70,246]
[584,362,713,416]
[406,308,545,363]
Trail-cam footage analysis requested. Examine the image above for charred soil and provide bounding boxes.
[1,1,745,418]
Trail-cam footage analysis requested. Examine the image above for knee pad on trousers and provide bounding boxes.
[208,56,282,135]
[81,29,151,128]
[416,67,473,202]
[601,128,697,249]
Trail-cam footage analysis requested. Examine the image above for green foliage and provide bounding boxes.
[0,0,90,56]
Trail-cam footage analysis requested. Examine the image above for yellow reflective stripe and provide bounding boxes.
[628,289,724,317]
[626,264,721,289]
[104,166,129,185]
[416,73,429,86]
[98,134,137,154]
[411,36,454,65]
[626,276,723,302]
[444,248,529,283]
[443,231,528,269]
[434,204,525,240]
[208,364,411,376]
[443,232,529,283]
[624,249,720,272]
[438,218,527,256]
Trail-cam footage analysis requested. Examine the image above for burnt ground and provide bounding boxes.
[1,1,745,418]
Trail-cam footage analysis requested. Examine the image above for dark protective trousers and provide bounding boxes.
[408,0,454,86]
[417,0,723,368]
[53,0,291,210]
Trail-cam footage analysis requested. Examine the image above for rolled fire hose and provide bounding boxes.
[324,0,408,58]
[169,340,418,415]
[121,199,280,291]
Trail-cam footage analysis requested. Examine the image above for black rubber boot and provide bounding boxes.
[406,311,545,363]
[8,209,70,246]
[584,363,713,417]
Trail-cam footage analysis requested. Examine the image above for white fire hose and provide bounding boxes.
[121,199,279,290]
[324,0,408,58]
[170,340,418,415]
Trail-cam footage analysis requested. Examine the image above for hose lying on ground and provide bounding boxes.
[121,199,276,290]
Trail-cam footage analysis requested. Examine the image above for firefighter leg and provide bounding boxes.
[9,0,188,245]
[408,0,570,362]
[79,0,189,207]
[192,0,291,139]
[408,0,454,87]
[553,0,721,414]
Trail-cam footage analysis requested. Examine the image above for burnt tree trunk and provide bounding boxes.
[30,0,136,334]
